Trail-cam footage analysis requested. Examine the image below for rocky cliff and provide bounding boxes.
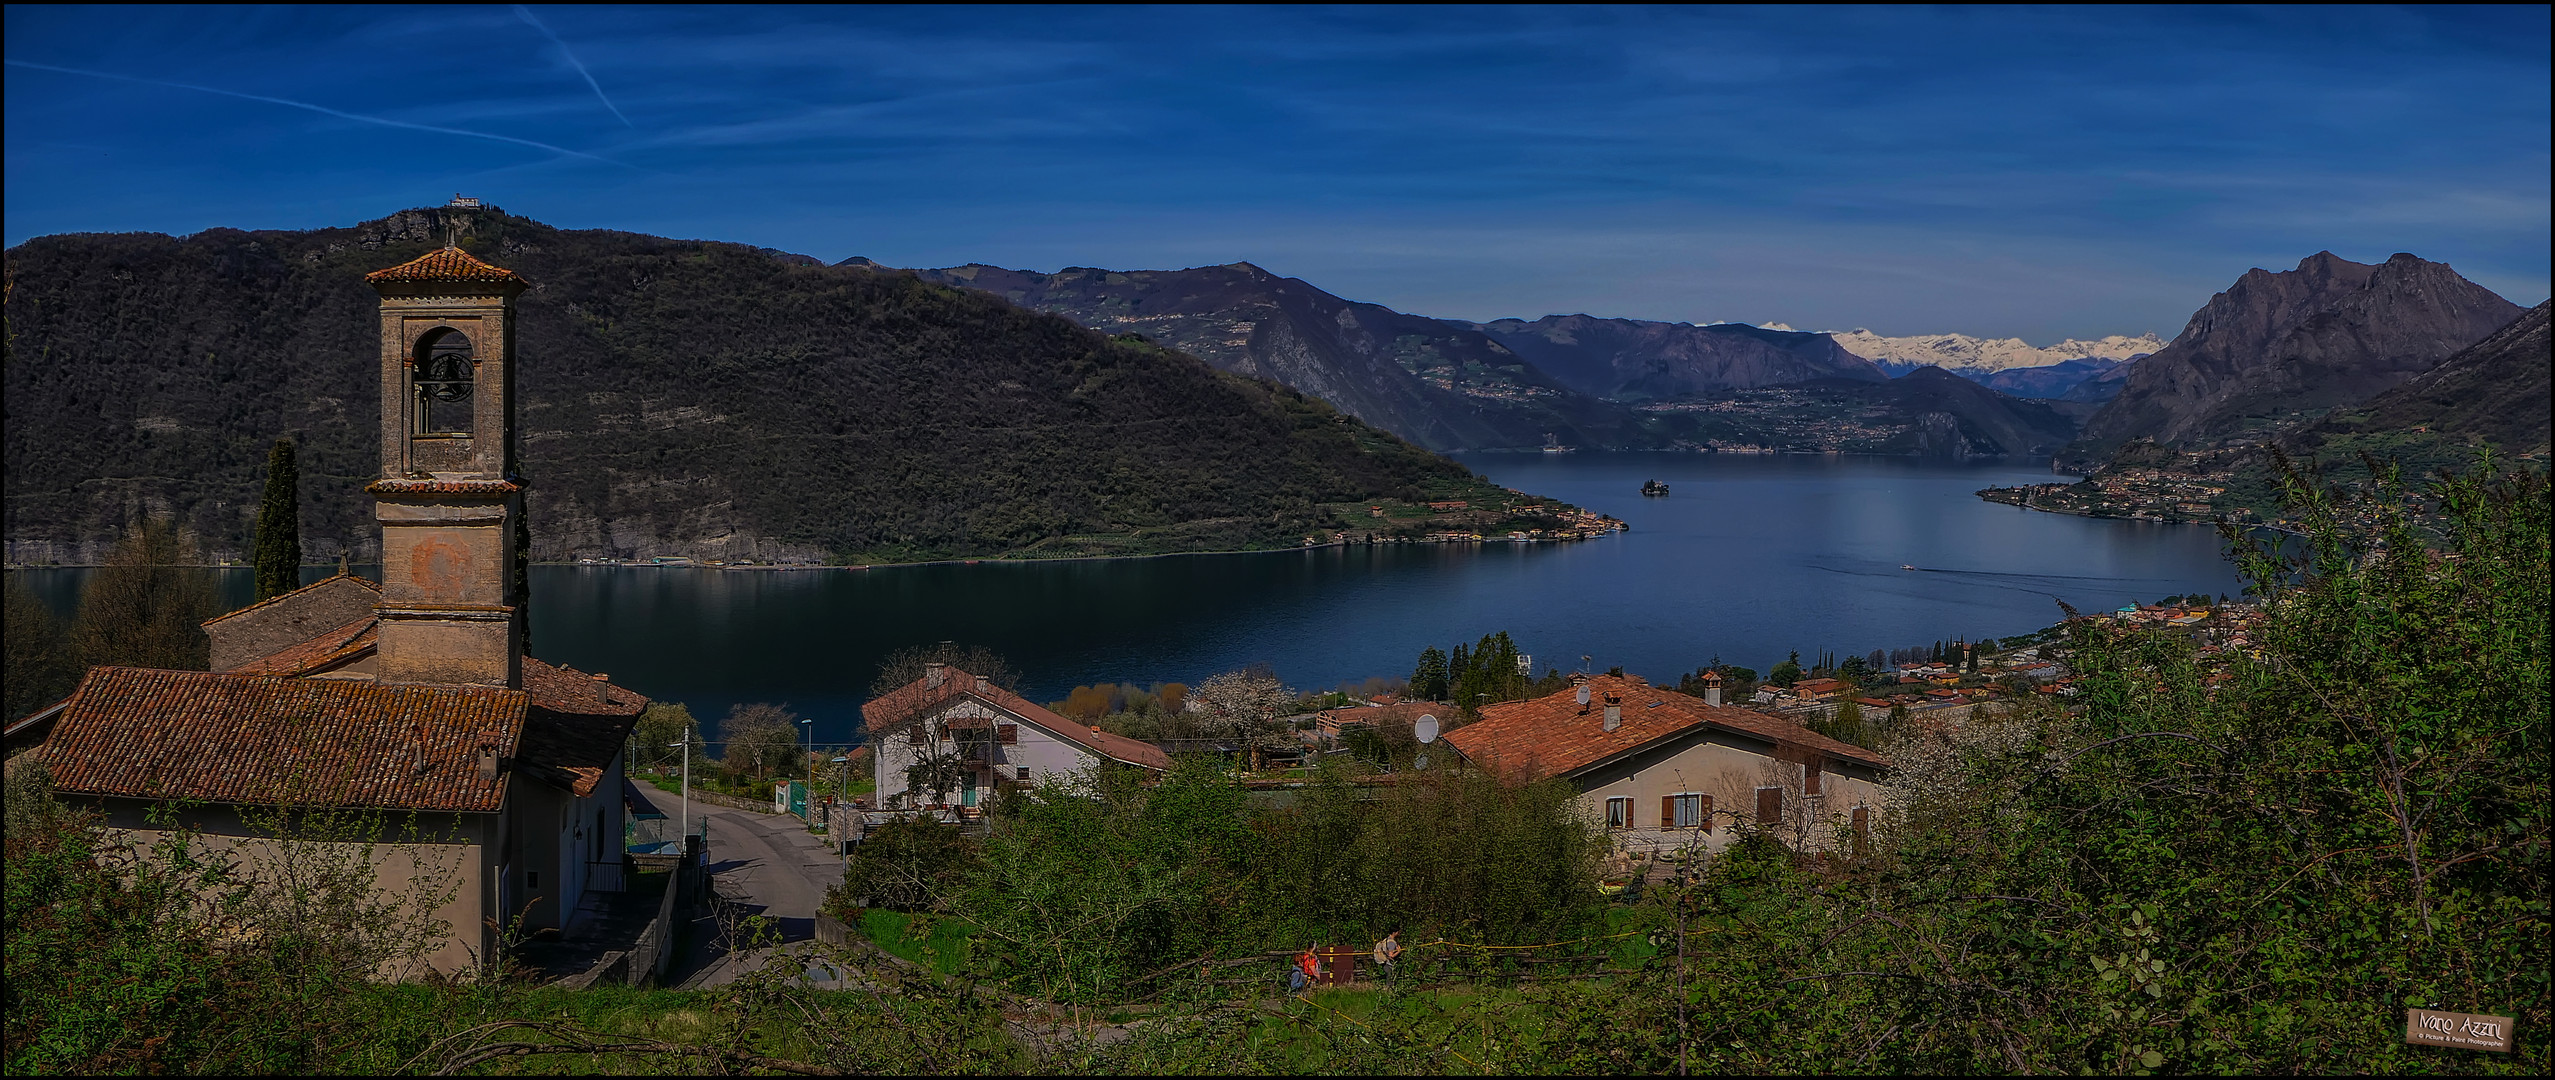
[2072,252,2522,460]
[2284,300,2552,459]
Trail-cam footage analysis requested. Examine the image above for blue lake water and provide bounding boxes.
[16,453,2247,746]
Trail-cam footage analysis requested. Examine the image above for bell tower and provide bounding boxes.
[362,245,529,687]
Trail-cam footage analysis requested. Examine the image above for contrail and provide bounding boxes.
[5,59,623,166]
[514,5,633,128]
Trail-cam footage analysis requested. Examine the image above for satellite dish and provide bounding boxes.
[1576,684,1591,707]
[1414,714,1439,744]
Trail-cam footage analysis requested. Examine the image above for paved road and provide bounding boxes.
[661,794,848,988]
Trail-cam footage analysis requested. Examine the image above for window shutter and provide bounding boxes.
[1757,786,1783,827]
[905,725,924,745]
[1662,795,1676,829]
[997,723,1019,745]
[1851,805,1869,836]
[1804,758,1823,797]
[1700,794,1714,834]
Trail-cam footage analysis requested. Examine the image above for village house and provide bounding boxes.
[1441,672,1887,857]
[21,245,646,978]
[865,664,1171,809]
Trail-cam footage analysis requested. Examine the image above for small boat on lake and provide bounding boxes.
[1641,479,1670,497]
[1902,564,1917,571]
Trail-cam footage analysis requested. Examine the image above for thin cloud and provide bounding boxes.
[4,59,624,166]
[514,6,633,128]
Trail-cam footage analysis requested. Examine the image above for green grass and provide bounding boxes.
[856,909,977,977]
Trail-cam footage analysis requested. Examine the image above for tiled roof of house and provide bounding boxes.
[865,667,1172,771]
[43,666,525,812]
[522,658,647,718]
[201,572,380,628]
[364,245,525,285]
[1441,674,1888,781]
[516,660,647,799]
[231,615,378,676]
[365,479,522,495]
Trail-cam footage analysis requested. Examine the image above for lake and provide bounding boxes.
[16,453,2246,746]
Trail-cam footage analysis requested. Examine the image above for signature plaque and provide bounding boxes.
[2405,1009,2514,1052]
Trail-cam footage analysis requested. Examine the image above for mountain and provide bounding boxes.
[908,262,1656,452]
[1465,314,1886,400]
[1832,330,2166,375]
[2072,252,2523,460]
[1973,357,2127,400]
[2284,300,2552,458]
[1681,366,2081,458]
[4,208,1585,566]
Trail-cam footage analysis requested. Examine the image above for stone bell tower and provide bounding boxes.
[361,245,529,687]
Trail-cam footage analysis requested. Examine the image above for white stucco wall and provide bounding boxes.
[872,697,1106,807]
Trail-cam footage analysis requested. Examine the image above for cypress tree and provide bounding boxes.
[252,438,300,601]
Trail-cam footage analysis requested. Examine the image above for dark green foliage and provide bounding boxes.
[252,438,300,601]
[4,577,79,720]
[1769,649,1803,687]
[1443,631,1534,715]
[834,817,981,914]
[925,756,1603,1004]
[4,210,1535,565]
[68,518,214,672]
[1409,645,1449,701]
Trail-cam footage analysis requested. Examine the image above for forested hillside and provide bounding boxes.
[3,207,1553,565]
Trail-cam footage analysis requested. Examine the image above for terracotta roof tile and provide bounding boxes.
[364,246,525,285]
[1441,674,1887,780]
[865,667,1171,771]
[365,479,522,495]
[201,572,380,628]
[45,667,525,812]
[516,660,646,798]
[231,616,379,676]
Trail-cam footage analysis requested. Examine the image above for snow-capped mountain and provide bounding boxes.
[1827,330,2167,373]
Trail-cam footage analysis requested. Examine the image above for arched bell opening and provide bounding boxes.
[412,327,477,437]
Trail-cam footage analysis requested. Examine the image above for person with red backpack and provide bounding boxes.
[1289,944,1320,994]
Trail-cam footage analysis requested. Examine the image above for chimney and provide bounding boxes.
[1703,669,1723,708]
[591,672,609,704]
[1603,691,1622,732]
[975,676,989,694]
[925,662,946,690]
[476,734,501,781]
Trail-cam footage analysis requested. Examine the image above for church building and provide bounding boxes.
[26,244,645,978]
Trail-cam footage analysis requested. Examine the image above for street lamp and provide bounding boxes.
[669,735,690,849]
[799,717,815,813]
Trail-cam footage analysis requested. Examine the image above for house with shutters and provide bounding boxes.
[864,663,1171,808]
[20,244,646,978]
[1440,671,1887,856]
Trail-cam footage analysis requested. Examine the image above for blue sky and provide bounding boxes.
[6,5,2546,340]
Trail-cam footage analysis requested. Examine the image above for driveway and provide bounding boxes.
[657,791,849,988]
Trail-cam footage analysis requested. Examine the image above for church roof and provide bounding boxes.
[365,245,525,285]
[42,667,526,813]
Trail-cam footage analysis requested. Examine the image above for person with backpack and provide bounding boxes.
[1289,944,1320,994]
[1371,929,1402,987]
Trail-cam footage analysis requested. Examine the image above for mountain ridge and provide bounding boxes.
[2070,251,2523,462]
[3,208,1577,565]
